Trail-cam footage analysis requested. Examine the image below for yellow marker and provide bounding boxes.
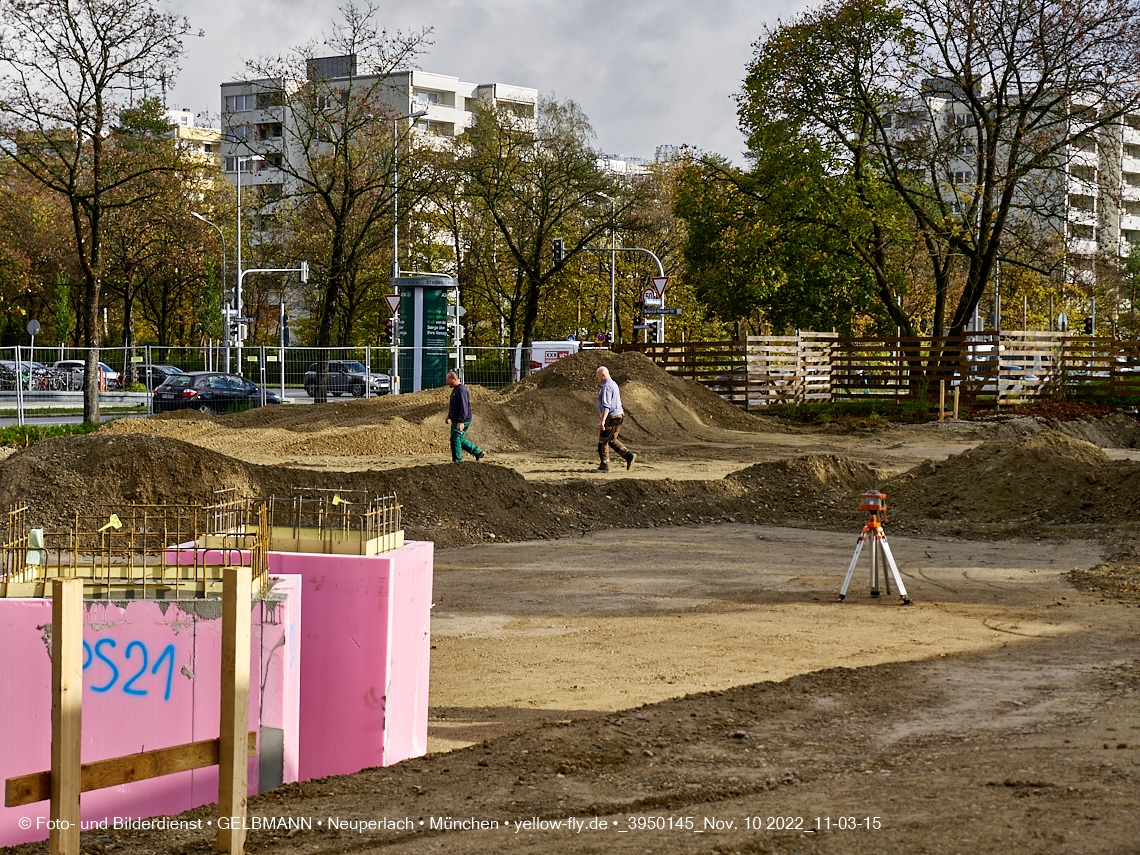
[332,494,351,507]
[98,514,122,532]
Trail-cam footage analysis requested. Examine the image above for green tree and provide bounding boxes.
[457,97,621,358]
[742,0,1140,339]
[0,0,189,421]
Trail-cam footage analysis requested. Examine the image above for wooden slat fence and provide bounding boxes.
[615,331,1140,410]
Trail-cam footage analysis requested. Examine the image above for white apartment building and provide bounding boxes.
[896,79,1140,291]
[218,57,538,196]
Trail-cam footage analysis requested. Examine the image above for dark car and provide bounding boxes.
[127,363,185,390]
[152,371,283,414]
[303,360,391,397]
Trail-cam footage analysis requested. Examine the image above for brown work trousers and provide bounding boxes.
[598,414,630,464]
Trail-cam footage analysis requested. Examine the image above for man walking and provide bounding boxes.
[445,370,485,463]
[595,365,635,472]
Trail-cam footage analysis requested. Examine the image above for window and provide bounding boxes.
[1070,164,1097,183]
[1068,194,1096,212]
[953,112,975,127]
[1070,134,1096,153]
[225,94,256,112]
[416,90,441,104]
[1124,172,1140,188]
[1069,223,1095,241]
[224,124,251,142]
[1124,201,1140,217]
[257,89,285,109]
[256,123,282,140]
[223,156,261,173]
[951,170,973,185]
[1124,144,1140,159]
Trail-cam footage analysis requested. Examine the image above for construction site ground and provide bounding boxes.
[2,350,1138,855]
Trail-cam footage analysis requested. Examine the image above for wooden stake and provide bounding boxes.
[953,385,960,420]
[50,578,82,855]
[939,379,946,422]
[217,567,251,854]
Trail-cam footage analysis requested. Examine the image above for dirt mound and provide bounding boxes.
[100,352,769,463]
[503,349,772,435]
[886,429,1140,525]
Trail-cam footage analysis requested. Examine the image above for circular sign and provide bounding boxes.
[27,319,40,336]
[1056,312,1068,332]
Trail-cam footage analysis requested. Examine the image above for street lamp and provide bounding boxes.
[595,192,616,343]
[191,212,227,353]
[391,110,428,282]
[235,154,263,374]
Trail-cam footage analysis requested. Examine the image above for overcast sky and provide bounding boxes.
[164,0,812,164]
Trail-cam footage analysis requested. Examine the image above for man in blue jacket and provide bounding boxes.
[445,370,485,463]
[595,365,635,473]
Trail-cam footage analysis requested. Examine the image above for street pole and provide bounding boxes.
[235,155,263,375]
[390,110,427,396]
[191,212,226,369]
[595,192,616,343]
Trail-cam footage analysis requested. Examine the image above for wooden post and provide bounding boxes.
[953,385,960,420]
[51,578,82,855]
[217,566,251,854]
[939,379,946,422]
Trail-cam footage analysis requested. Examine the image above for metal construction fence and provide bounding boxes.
[5,331,1138,422]
[0,343,565,423]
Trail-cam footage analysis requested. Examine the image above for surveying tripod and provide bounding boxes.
[839,490,911,604]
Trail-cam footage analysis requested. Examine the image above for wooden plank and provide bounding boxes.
[5,732,258,807]
[51,578,82,855]
[218,566,251,854]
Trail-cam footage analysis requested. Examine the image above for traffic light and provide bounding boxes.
[280,312,291,347]
[552,238,564,265]
[385,318,394,343]
[1084,316,1094,335]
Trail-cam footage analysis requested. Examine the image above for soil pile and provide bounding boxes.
[98,350,771,464]
[886,428,1140,526]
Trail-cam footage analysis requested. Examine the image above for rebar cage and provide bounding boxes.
[0,489,404,599]
[0,493,268,600]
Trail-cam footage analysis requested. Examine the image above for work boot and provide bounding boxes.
[475,451,485,462]
[625,452,636,470]
[594,461,611,473]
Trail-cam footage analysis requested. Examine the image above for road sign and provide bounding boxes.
[643,308,682,315]
[642,288,662,307]
[1057,312,1068,332]
[649,276,668,298]
[384,294,401,315]
[632,323,653,330]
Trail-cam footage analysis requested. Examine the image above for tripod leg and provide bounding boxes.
[879,536,911,604]
[839,534,866,601]
[870,528,880,597]
[878,535,892,596]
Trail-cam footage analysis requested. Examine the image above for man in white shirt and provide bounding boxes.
[594,365,635,473]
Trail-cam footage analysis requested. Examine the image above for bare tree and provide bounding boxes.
[0,0,189,422]
[235,2,431,402]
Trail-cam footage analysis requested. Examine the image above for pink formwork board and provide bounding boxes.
[267,540,434,779]
[0,577,301,848]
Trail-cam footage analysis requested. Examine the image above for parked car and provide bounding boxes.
[303,360,391,397]
[152,371,283,414]
[52,359,121,389]
[124,363,185,390]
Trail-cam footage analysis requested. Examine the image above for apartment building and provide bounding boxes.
[886,81,1140,298]
[217,57,538,197]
